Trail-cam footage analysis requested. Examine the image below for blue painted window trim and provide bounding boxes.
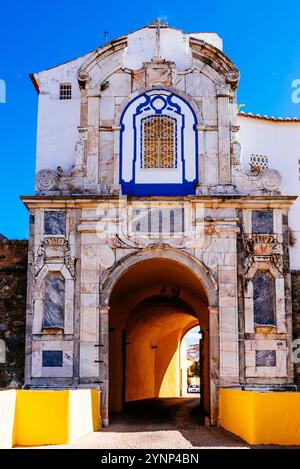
[119,89,198,196]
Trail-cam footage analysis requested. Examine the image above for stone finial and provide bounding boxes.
[148,18,168,61]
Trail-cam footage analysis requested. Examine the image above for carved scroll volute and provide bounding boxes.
[226,68,240,89]
[77,70,90,89]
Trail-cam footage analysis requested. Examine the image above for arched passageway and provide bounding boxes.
[108,256,211,424]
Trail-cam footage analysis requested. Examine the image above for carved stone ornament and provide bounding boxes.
[243,234,283,274]
[34,237,76,278]
[226,68,240,88]
[230,136,242,167]
[232,163,283,195]
[74,127,87,168]
[216,84,230,97]
[36,169,59,193]
[77,69,90,88]
[260,169,282,193]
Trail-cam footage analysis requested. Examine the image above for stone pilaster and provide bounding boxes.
[78,223,101,383]
[208,306,219,425]
[85,89,100,190]
[196,125,205,185]
[217,85,231,185]
[216,223,240,386]
[99,306,109,427]
[113,126,121,185]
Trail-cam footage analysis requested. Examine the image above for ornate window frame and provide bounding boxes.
[119,89,198,196]
[244,261,286,334]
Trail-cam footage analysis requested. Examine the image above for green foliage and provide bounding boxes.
[188,360,200,378]
[100,81,110,92]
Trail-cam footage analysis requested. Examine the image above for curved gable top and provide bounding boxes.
[30,22,239,92]
[76,24,239,88]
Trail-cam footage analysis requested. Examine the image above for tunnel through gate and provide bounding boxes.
[108,257,210,424]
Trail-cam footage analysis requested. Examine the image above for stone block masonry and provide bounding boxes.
[0,236,28,389]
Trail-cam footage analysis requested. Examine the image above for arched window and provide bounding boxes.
[141,115,177,169]
[120,90,198,196]
[43,272,65,329]
[253,271,275,325]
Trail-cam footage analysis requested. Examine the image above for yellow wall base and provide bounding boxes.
[219,388,300,445]
[0,389,100,448]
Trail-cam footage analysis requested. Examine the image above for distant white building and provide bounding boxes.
[22,21,300,427]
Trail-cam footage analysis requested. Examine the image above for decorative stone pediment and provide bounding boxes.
[34,237,76,278]
[243,234,283,274]
[144,59,175,87]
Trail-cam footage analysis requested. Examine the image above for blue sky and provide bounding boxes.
[1,0,300,239]
[184,326,201,346]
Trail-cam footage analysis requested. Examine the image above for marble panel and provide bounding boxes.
[256,350,276,367]
[252,210,273,234]
[44,211,66,235]
[43,273,65,329]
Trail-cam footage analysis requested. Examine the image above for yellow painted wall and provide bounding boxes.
[156,330,181,397]
[219,388,300,445]
[0,389,100,448]
[0,390,17,449]
[14,390,70,446]
[126,328,182,402]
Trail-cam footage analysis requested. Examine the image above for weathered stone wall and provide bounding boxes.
[291,270,300,387]
[0,237,28,389]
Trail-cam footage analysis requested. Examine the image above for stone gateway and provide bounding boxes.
[21,20,300,427]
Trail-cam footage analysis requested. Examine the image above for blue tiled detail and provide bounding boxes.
[121,182,196,196]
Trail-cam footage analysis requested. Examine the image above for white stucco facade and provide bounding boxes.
[238,115,300,269]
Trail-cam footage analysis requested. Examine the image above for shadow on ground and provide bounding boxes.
[103,397,249,448]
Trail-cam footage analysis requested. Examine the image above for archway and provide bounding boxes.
[180,326,202,398]
[101,248,218,426]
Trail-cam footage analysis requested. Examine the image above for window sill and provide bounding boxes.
[41,327,64,335]
[254,325,277,334]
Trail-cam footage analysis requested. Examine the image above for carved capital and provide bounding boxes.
[216,84,230,97]
[77,69,90,88]
[242,233,283,274]
[34,237,76,278]
[226,68,240,88]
